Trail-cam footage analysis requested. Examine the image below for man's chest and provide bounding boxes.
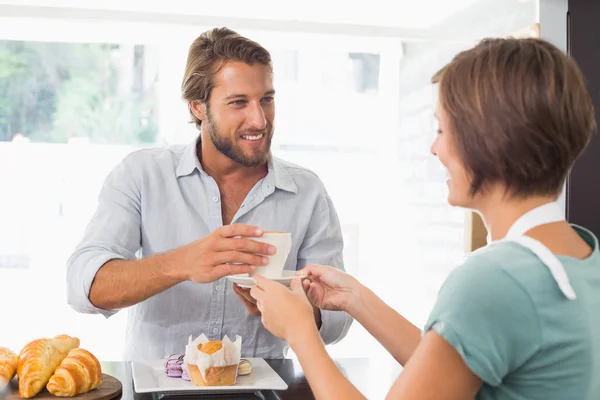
[218,182,258,225]
[138,178,309,255]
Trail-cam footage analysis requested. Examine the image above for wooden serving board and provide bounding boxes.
[5,374,122,400]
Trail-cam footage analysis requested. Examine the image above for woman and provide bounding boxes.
[250,38,600,400]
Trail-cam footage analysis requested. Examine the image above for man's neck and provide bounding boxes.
[197,131,268,182]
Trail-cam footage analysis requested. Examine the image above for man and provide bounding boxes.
[66,27,352,360]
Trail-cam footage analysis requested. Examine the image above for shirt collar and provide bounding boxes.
[176,137,298,194]
[267,156,298,194]
[175,139,203,178]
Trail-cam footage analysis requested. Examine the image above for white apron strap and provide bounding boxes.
[507,202,565,238]
[510,236,577,300]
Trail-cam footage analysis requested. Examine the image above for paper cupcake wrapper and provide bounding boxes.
[183,334,242,381]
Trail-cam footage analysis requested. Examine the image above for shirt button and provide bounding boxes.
[215,285,221,292]
[212,196,219,203]
[212,327,219,334]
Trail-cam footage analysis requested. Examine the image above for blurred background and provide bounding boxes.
[0,0,555,367]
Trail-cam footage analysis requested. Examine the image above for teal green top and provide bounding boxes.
[424,225,600,400]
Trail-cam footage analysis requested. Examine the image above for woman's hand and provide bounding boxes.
[297,264,362,312]
[250,276,317,344]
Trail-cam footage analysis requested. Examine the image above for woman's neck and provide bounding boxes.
[476,193,559,241]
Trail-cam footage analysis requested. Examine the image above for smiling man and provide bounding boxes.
[66,27,352,361]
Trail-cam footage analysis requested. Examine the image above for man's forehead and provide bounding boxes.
[212,61,273,95]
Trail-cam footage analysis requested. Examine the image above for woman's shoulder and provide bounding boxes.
[446,225,600,305]
[460,224,600,276]
[452,241,542,282]
[441,241,561,305]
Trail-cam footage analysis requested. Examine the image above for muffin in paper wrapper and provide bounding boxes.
[183,334,242,386]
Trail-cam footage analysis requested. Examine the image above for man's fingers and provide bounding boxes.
[232,283,245,296]
[233,284,256,303]
[236,285,253,296]
[232,284,246,300]
[214,237,275,256]
[218,224,263,238]
[235,292,259,314]
[212,250,267,267]
[212,263,255,279]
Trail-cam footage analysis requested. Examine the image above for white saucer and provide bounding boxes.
[226,270,300,288]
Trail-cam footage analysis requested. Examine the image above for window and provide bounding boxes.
[0,0,537,362]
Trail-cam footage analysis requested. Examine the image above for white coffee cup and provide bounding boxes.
[249,232,292,278]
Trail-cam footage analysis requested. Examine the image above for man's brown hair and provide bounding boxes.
[433,38,596,197]
[181,27,272,129]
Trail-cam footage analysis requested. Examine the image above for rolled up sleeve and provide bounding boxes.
[66,154,142,318]
[297,188,353,345]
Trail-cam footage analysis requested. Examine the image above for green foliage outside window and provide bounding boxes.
[0,40,158,144]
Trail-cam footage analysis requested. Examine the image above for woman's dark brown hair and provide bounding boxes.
[181,27,272,129]
[433,38,596,197]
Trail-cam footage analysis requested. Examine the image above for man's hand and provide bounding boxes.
[233,283,261,316]
[169,224,276,284]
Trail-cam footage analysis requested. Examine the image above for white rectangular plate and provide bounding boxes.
[131,358,288,395]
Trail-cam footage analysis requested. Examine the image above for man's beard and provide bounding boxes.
[206,109,273,167]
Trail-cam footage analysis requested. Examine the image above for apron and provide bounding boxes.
[487,202,577,300]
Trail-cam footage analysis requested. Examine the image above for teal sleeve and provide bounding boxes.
[423,254,541,386]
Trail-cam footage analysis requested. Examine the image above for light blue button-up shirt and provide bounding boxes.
[66,139,353,361]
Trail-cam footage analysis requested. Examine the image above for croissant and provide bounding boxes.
[47,348,103,397]
[17,334,80,398]
[0,346,18,385]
